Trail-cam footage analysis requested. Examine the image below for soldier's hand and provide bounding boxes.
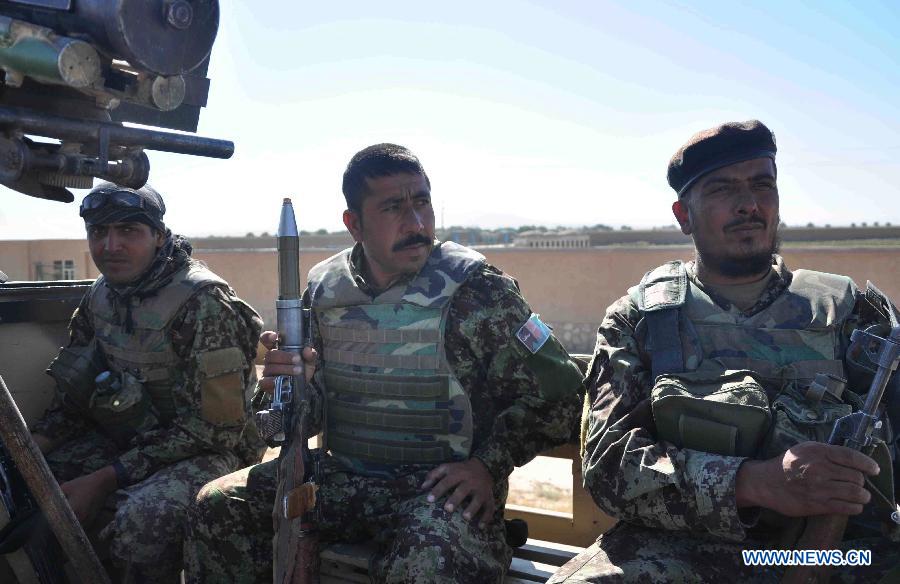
[421,458,495,528]
[736,441,878,517]
[60,466,117,525]
[258,331,317,394]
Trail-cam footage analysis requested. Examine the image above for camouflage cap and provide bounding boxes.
[80,182,167,232]
[667,120,776,198]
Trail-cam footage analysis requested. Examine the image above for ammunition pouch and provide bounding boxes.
[761,385,856,459]
[651,369,770,457]
[89,370,157,446]
[45,342,102,411]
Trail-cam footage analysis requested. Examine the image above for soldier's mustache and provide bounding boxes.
[724,217,767,231]
[100,254,130,262]
[392,235,431,251]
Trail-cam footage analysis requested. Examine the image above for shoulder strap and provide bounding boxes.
[637,261,688,312]
[637,261,688,380]
[402,241,485,308]
[307,247,371,310]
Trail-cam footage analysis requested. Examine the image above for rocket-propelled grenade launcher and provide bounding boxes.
[256,198,303,444]
[260,198,321,584]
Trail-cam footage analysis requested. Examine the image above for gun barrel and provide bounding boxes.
[0,106,234,158]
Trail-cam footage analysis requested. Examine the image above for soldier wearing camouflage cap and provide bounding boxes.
[28,182,266,582]
[183,143,585,583]
[549,121,900,582]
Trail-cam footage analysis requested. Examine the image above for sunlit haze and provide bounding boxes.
[2,1,899,239]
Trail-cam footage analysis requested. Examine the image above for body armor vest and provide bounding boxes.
[308,242,484,477]
[635,261,858,460]
[88,262,225,437]
[632,260,857,388]
[637,261,897,528]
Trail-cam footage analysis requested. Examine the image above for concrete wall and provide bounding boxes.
[480,246,900,352]
[0,239,95,281]
[3,239,898,354]
[585,225,900,246]
[191,248,337,327]
[199,245,899,354]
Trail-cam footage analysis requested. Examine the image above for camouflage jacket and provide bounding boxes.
[33,265,263,486]
[304,243,584,485]
[581,256,898,541]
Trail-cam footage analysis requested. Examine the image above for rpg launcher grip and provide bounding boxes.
[782,324,900,584]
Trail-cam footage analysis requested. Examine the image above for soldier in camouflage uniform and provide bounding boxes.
[549,121,900,583]
[184,143,584,583]
[28,182,266,582]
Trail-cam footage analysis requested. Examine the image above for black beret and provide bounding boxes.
[667,120,776,197]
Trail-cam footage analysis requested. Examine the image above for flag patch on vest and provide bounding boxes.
[516,313,551,354]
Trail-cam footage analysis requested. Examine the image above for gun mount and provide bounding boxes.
[0,0,232,203]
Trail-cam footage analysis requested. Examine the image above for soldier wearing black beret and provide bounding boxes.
[667,119,777,197]
[668,119,781,282]
[548,121,900,583]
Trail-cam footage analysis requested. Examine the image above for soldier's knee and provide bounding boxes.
[379,540,505,584]
[188,482,227,530]
[108,499,182,551]
[194,479,223,506]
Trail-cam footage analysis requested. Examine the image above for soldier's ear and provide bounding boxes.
[343,209,363,243]
[672,199,692,235]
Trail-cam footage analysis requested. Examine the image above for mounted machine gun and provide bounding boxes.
[0,0,232,202]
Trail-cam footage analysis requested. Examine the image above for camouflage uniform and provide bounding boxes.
[32,237,264,582]
[185,241,584,584]
[549,256,900,583]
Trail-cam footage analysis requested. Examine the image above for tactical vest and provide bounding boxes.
[635,261,858,458]
[637,260,898,530]
[308,242,484,477]
[88,262,226,439]
[633,260,856,387]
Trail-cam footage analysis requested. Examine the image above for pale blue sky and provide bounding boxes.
[3,0,899,239]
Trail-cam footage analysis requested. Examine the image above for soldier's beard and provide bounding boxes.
[696,232,781,278]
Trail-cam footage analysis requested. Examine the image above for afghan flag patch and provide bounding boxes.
[516,313,551,354]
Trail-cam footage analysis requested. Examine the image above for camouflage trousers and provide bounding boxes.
[184,456,513,584]
[547,522,900,583]
[45,430,239,583]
